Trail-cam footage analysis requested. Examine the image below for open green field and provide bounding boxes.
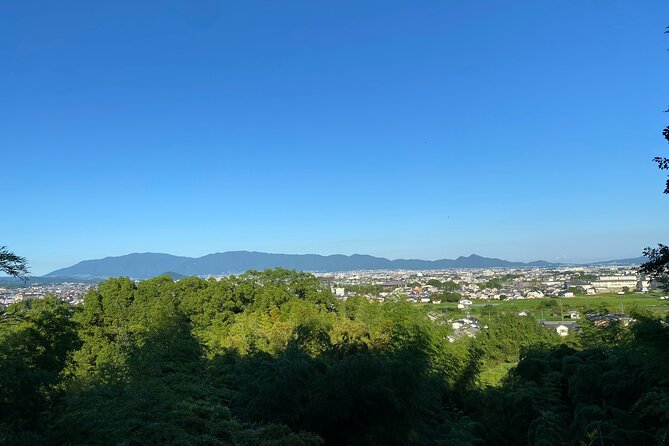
[419,292,669,320]
[479,361,517,387]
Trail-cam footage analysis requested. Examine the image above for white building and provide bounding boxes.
[591,275,639,293]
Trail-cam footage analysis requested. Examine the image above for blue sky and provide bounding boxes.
[2,0,669,275]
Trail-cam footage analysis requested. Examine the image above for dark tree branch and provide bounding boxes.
[640,244,669,291]
[0,246,29,279]
[639,244,669,277]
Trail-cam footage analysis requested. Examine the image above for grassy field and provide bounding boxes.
[479,361,517,387]
[419,292,669,320]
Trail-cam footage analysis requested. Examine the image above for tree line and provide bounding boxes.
[1,268,668,445]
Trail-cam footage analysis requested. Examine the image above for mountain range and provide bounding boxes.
[42,251,647,279]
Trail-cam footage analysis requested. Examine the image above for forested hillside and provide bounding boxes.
[1,269,667,445]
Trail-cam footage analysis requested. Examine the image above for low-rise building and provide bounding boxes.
[540,320,579,336]
[591,275,638,293]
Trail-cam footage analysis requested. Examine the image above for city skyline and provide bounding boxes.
[3,1,669,275]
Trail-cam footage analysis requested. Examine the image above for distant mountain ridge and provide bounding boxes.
[42,251,647,279]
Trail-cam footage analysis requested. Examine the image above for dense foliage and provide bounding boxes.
[1,269,668,445]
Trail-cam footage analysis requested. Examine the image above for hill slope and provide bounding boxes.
[44,251,646,279]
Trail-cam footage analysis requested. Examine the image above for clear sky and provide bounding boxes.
[2,0,669,275]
